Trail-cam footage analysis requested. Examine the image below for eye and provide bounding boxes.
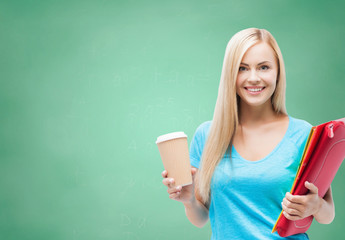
[239,66,247,72]
[260,65,269,70]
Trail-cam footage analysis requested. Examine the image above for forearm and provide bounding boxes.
[314,192,335,224]
[183,198,209,228]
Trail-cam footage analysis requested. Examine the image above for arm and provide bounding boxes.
[282,181,335,224]
[183,169,209,228]
[183,195,209,228]
[162,168,209,228]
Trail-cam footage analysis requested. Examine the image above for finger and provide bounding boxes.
[285,192,305,204]
[305,181,318,194]
[167,185,182,194]
[162,178,175,187]
[283,211,302,221]
[191,167,198,182]
[281,202,302,217]
[169,191,181,199]
[161,170,168,178]
[282,198,303,212]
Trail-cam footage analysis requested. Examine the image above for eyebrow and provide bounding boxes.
[240,61,271,66]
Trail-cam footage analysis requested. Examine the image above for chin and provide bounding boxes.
[240,98,272,109]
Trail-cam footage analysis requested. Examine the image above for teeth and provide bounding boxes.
[247,88,263,92]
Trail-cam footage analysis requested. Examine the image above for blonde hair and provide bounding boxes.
[197,28,287,204]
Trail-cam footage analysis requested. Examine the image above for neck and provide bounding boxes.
[238,100,281,127]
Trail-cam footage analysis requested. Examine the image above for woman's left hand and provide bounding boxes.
[281,181,322,221]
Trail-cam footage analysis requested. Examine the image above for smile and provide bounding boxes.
[245,87,265,93]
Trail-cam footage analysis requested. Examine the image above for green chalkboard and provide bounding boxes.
[1,0,344,239]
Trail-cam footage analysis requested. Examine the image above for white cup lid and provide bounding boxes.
[155,131,187,144]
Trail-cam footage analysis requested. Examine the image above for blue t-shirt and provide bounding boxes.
[189,116,312,240]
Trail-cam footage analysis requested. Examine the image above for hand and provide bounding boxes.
[161,168,198,204]
[282,181,322,221]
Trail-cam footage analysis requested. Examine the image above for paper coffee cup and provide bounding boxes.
[156,132,192,187]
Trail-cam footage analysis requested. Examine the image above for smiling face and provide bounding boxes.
[236,42,279,110]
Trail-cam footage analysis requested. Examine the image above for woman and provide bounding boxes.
[161,28,335,239]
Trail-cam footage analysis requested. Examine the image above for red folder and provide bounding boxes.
[272,117,345,237]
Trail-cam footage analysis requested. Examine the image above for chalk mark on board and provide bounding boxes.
[113,74,124,87]
[119,176,136,197]
[121,213,131,226]
[137,217,147,229]
[154,67,162,86]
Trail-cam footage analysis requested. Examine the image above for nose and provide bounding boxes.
[248,69,260,83]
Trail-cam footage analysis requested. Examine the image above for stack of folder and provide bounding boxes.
[272,117,345,237]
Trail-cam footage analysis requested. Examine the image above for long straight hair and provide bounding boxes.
[197,28,287,204]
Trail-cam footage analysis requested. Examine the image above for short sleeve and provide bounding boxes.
[287,117,313,163]
[189,121,211,169]
[289,117,313,148]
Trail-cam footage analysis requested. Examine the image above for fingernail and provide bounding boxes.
[169,179,174,183]
[176,186,182,190]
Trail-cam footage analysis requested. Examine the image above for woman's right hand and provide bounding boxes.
[161,168,198,204]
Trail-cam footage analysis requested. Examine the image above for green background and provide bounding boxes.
[1,0,344,239]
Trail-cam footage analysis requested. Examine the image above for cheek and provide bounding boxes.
[270,75,278,92]
[271,73,278,87]
[236,74,245,87]
[261,72,277,85]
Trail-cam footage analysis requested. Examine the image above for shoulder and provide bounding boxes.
[289,116,312,128]
[289,116,312,132]
[287,116,312,144]
[190,121,212,144]
[189,121,212,168]
[194,121,212,136]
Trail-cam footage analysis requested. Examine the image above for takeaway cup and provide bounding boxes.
[156,132,192,187]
